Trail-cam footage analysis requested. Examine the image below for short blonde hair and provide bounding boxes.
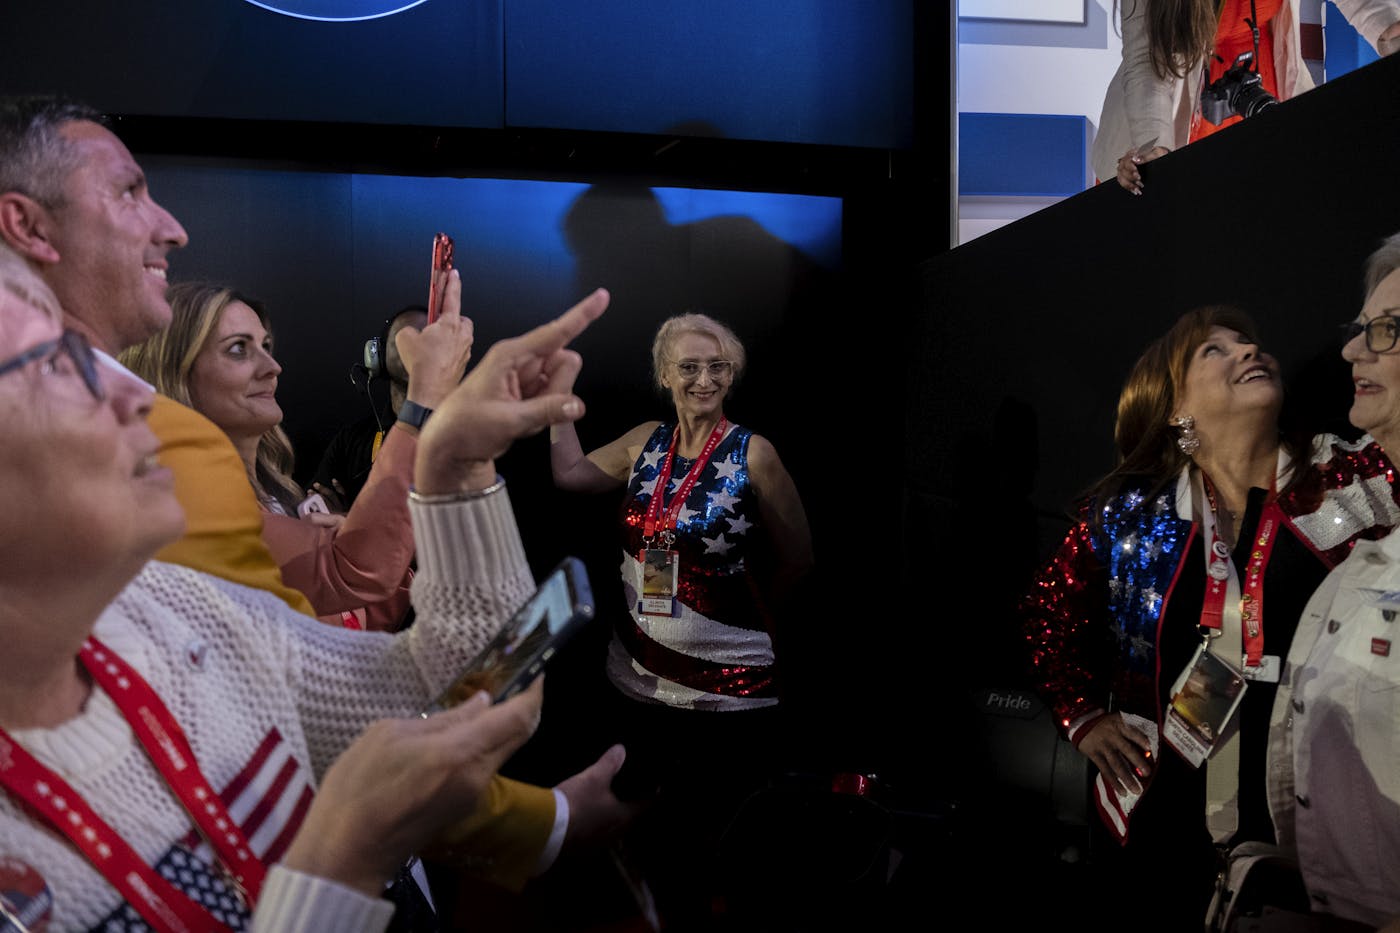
[650,312,746,392]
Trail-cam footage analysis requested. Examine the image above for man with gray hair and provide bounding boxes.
[0,93,630,929]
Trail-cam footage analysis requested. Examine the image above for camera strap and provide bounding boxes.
[1212,0,1262,71]
[1246,0,1261,72]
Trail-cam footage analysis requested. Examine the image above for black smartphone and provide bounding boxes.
[425,557,594,711]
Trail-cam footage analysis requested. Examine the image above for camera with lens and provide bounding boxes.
[1200,51,1278,125]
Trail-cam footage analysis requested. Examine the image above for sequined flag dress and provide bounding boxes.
[606,421,779,711]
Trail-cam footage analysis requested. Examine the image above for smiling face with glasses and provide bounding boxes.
[1344,268,1400,454]
[0,296,183,573]
[1340,315,1400,354]
[662,332,733,421]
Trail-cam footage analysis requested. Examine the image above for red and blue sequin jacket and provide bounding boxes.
[1022,435,1400,741]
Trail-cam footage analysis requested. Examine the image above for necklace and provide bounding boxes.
[1202,473,1239,550]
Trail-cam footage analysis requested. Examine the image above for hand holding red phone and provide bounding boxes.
[428,232,455,324]
[395,266,474,414]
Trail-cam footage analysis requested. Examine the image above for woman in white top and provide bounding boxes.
[0,242,611,933]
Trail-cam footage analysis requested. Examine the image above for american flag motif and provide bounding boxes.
[86,728,314,933]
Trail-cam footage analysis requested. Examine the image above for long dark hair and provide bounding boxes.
[1086,305,1308,519]
[1118,0,1218,80]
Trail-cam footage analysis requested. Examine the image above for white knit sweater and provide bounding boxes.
[0,488,534,933]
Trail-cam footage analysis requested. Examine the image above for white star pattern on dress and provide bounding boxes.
[677,505,699,525]
[726,514,753,535]
[642,449,665,470]
[708,488,740,513]
[702,533,734,555]
[638,476,659,498]
[712,458,742,481]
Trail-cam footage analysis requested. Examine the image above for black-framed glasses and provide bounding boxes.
[0,329,105,401]
[671,359,733,380]
[1341,315,1400,353]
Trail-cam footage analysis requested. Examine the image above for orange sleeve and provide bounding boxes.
[147,395,317,618]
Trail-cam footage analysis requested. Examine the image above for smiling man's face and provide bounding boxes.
[40,120,188,353]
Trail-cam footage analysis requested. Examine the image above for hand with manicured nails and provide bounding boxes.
[1077,713,1154,796]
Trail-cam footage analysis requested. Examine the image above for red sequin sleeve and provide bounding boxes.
[1020,517,1112,737]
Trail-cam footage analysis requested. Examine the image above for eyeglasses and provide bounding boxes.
[0,329,105,401]
[1341,314,1400,353]
[671,359,733,380]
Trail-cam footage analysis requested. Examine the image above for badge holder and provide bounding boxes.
[639,531,679,617]
[1163,640,1249,768]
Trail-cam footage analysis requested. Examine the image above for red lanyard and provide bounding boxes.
[1199,488,1281,668]
[0,637,265,933]
[641,419,728,544]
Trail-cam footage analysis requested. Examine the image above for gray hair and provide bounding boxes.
[0,95,105,209]
[1363,231,1400,301]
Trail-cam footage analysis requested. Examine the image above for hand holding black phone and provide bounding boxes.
[424,557,594,713]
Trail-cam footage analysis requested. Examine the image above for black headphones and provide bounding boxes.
[361,304,428,383]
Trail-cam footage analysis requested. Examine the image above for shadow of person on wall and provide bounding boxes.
[501,158,860,795]
[486,148,877,933]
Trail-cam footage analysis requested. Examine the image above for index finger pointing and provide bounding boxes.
[505,288,609,363]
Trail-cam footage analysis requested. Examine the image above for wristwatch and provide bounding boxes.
[397,400,434,430]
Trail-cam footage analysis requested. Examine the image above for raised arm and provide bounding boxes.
[262,274,475,618]
[550,420,658,493]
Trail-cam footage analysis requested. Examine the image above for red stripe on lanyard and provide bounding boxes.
[0,730,226,933]
[1240,507,1280,667]
[81,638,265,901]
[1199,494,1281,669]
[0,636,267,933]
[641,419,728,546]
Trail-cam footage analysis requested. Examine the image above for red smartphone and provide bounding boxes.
[427,232,455,324]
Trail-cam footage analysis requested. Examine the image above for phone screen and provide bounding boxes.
[427,557,593,710]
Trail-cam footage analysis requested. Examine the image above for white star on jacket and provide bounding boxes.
[703,533,734,555]
[708,488,741,513]
[712,458,743,482]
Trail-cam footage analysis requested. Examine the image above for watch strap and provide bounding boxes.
[397,399,434,429]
